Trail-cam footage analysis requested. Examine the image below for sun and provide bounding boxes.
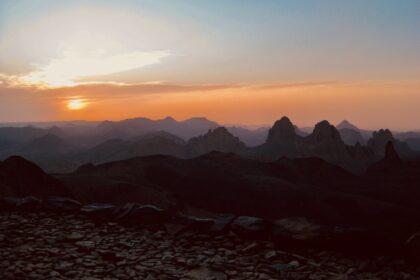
[67,98,87,110]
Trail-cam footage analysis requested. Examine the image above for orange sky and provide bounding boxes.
[1,1,420,130]
[1,80,419,131]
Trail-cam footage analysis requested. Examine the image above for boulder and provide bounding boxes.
[42,197,82,212]
[231,216,272,239]
[16,196,42,211]
[272,217,331,248]
[114,203,168,227]
[165,215,214,235]
[80,203,117,220]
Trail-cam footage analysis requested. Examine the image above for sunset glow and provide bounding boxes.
[67,98,87,110]
[0,0,419,130]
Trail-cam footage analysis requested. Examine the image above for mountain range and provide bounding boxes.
[0,116,419,173]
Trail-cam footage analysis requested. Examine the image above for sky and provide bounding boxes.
[0,0,419,130]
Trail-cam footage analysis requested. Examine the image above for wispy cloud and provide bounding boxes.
[6,49,171,88]
[48,83,241,99]
[252,81,338,91]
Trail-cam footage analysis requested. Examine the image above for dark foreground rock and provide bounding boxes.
[0,212,419,280]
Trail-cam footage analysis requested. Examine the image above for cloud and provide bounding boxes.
[9,49,171,88]
[48,83,241,100]
[0,4,212,85]
[252,81,337,91]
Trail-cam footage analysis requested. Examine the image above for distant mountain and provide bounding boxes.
[0,134,80,173]
[406,138,420,151]
[337,120,360,131]
[82,139,132,164]
[394,131,420,151]
[367,129,415,158]
[187,127,246,156]
[82,132,186,165]
[250,117,375,172]
[302,120,351,163]
[0,126,53,143]
[0,116,417,174]
[254,116,302,159]
[19,134,75,155]
[95,116,219,141]
[294,125,310,137]
[129,134,186,158]
[394,131,420,141]
[338,128,365,145]
[336,120,372,140]
[225,126,268,147]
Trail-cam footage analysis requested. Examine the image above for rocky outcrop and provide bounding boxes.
[187,127,246,156]
[302,120,351,163]
[267,117,298,144]
[368,129,414,158]
[263,117,302,158]
[253,118,375,171]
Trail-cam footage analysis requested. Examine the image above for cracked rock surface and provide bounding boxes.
[0,212,419,280]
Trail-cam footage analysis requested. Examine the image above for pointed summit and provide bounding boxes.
[337,120,359,131]
[266,116,296,143]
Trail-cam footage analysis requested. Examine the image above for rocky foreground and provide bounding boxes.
[1,211,419,280]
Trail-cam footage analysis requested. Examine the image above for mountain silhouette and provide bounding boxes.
[187,127,246,157]
[0,156,69,197]
[337,120,360,131]
[0,116,417,174]
[368,129,415,158]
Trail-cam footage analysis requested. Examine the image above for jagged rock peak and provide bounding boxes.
[384,141,402,164]
[267,116,296,142]
[373,129,393,139]
[187,126,246,155]
[193,127,243,143]
[311,120,342,140]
